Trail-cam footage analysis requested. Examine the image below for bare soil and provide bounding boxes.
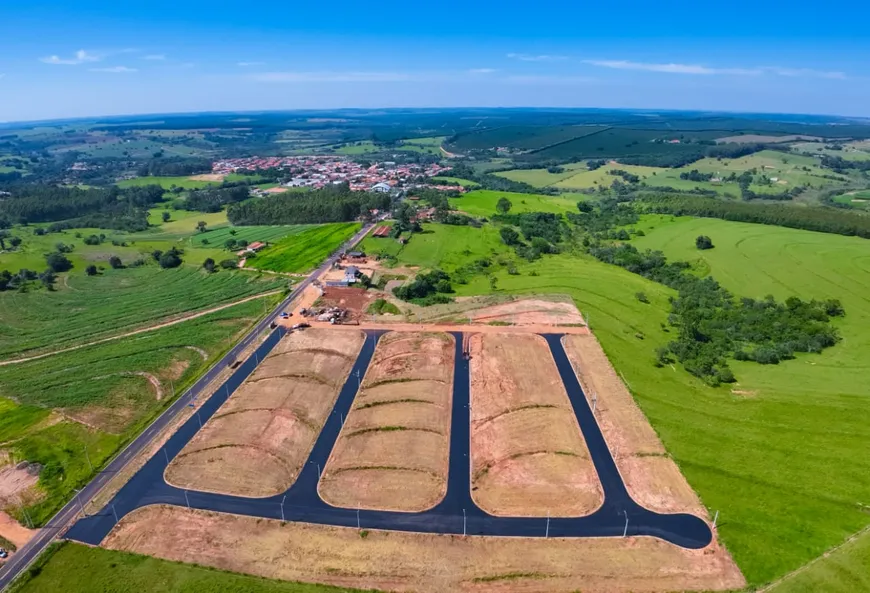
[187,173,225,181]
[319,332,454,511]
[561,334,706,516]
[0,464,39,505]
[319,287,374,321]
[165,329,365,497]
[465,299,585,326]
[469,333,603,516]
[0,510,35,548]
[105,505,746,593]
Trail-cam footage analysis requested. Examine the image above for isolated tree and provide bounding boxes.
[499,226,520,246]
[108,255,123,269]
[159,251,182,269]
[196,221,208,233]
[489,275,499,292]
[162,211,171,223]
[85,264,98,276]
[202,258,216,273]
[45,252,73,273]
[220,259,238,270]
[577,201,593,213]
[695,235,714,250]
[151,249,163,261]
[229,229,237,236]
[225,239,238,250]
[39,269,57,290]
[496,197,512,214]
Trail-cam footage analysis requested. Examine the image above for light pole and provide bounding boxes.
[281,495,286,522]
[163,448,170,465]
[83,445,92,471]
[74,488,87,517]
[463,508,467,536]
[111,504,119,523]
[546,510,550,538]
[357,503,361,530]
[622,510,629,538]
[184,490,191,509]
[310,461,321,480]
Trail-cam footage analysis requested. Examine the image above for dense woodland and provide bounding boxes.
[227,183,390,225]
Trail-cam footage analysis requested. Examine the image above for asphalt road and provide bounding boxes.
[0,223,373,592]
[63,330,712,551]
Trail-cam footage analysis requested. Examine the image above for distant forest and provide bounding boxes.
[227,184,390,225]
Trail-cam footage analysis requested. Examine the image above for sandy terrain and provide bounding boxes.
[0,464,39,505]
[469,333,603,516]
[561,334,706,516]
[187,173,225,181]
[105,506,745,593]
[465,299,585,326]
[0,510,34,548]
[165,329,365,497]
[319,332,454,511]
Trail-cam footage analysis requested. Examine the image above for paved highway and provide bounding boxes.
[63,330,712,551]
[0,223,373,592]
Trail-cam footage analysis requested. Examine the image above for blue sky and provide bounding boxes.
[2,0,869,122]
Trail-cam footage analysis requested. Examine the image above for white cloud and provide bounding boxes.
[507,53,567,62]
[238,61,265,67]
[89,66,137,73]
[469,68,497,74]
[40,49,101,65]
[584,59,847,79]
[251,71,417,83]
[142,54,166,61]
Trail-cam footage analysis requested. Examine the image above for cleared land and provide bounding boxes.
[469,333,602,516]
[116,175,219,190]
[103,506,745,593]
[561,334,705,516]
[360,222,505,270]
[250,223,360,274]
[319,332,454,511]
[448,189,578,216]
[166,329,365,497]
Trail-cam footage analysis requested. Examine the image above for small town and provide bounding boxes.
[212,155,458,192]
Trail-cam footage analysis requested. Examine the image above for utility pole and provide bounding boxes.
[196,410,202,429]
[545,510,550,538]
[163,448,170,465]
[111,504,119,523]
[463,508,467,536]
[622,510,629,538]
[356,503,361,530]
[281,495,286,522]
[355,369,361,391]
[74,488,87,517]
[713,510,719,530]
[310,461,321,480]
[184,490,191,509]
[591,393,598,414]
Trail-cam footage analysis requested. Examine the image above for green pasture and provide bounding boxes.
[117,176,219,190]
[449,189,578,217]
[429,176,480,188]
[187,225,309,249]
[10,542,367,593]
[493,162,587,187]
[0,299,276,526]
[833,190,870,209]
[766,530,870,593]
[360,222,506,272]
[792,141,870,162]
[0,265,284,359]
[334,142,379,155]
[250,223,360,274]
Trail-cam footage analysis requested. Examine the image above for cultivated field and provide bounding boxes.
[469,333,602,516]
[448,189,578,216]
[0,299,272,526]
[0,266,283,360]
[319,332,454,511]
[166,329,365,497]
[250,223,360,274]
[360,222,505,270]
[561,334,705,516]
[116,175,220,190]
[102,506,745,593]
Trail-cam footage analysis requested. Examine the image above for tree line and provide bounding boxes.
[227,183,390,225]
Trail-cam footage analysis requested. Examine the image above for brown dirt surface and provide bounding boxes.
[320,287,374,320]
[187,173,225,181]
[319,332,454,511]
[165,329,365,497]
[105,505,746,593]
[469,333,603,516]
[466,299,585,326]
[0,464,39,504]
[561,334,706,516]
[0,510,35,548]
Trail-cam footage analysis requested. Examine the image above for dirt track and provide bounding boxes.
[319,332,454,511]
[105,505,746,593]
[469,333,603,516]
[165,329,365,497]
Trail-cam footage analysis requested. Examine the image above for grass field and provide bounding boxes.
[117,176,219,190]
[766,529,870,593]
[360,222,506,271]
[429,176,480,187]
[449,189,579,217]
[0,298,277,525]
[358,213,870,585]
[0,265,283,359]
[249,223,360,274]
[333,141,379,155]
[494,162,588,186]
[9,542,365,593]
[187,225,310,249]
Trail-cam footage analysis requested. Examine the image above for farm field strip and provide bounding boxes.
[250,223,361,274]
[469,332,603,516]
[165,329,365,497]
[319,331,454,511]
